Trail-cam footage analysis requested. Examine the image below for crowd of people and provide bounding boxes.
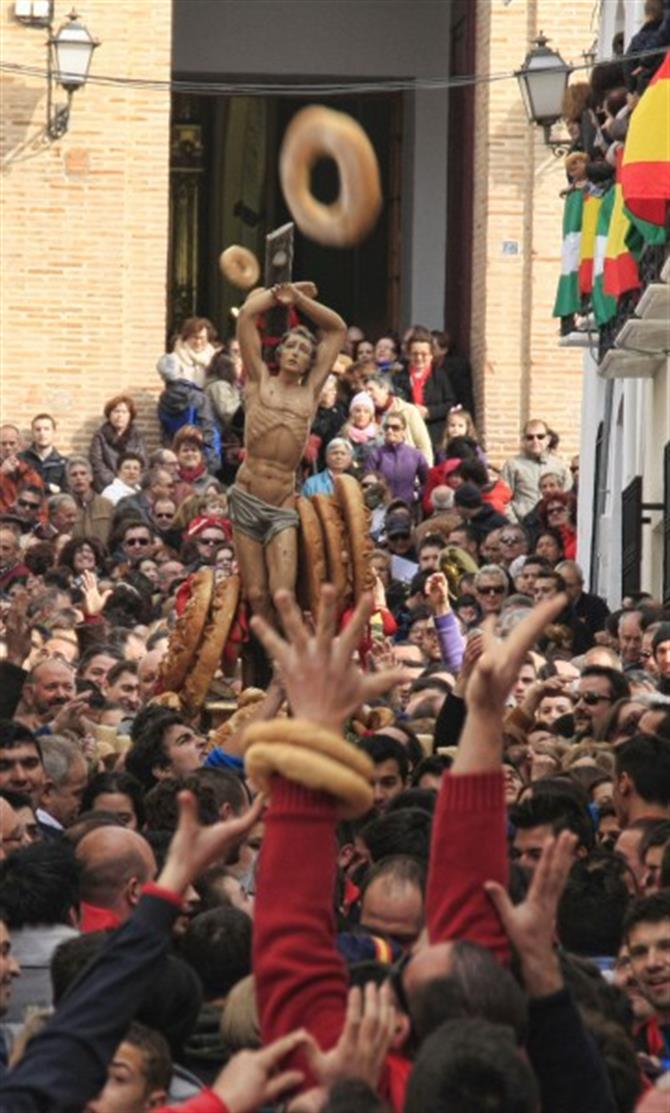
[0,297,669,1113]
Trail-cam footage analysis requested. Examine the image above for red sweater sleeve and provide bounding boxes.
[155,1090,228,1113]
[253,777,348,1071]
[426,769,510,964]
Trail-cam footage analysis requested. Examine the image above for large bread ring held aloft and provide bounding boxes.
[219,245,261,289]
[279,106,382,247]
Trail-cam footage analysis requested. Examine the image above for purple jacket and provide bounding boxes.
[365,442,429,503]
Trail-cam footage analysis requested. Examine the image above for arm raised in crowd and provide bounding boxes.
[426,595,567,963]
[250,587,405,1086]
[485,833,618,1113]
[0,792,263,1113]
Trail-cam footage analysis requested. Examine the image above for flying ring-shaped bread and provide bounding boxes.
[279,105,382,247]
[219,245,261,289]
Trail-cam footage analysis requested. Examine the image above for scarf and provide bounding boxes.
[374,396,394,419]
[173,338,218,388]
[347,422,379,445]
[409,363,432,406]
[178,462,207,483]
[101,421,131,449]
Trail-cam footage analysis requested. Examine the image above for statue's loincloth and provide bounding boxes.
[229,484,299,546]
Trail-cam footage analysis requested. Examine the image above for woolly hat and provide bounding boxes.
[350,391,375,414]
[454,482,483,510]
[156,353,180,383]
[652,623,670,654]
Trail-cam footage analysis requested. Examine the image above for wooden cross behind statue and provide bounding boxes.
[262,221,294,368]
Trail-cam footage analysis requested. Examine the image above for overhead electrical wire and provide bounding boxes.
[0,46,666,98]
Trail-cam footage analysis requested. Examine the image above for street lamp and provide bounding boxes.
[46,9,99,140]
[516,32,572,150]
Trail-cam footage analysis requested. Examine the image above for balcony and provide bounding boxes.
[598,239,670,379]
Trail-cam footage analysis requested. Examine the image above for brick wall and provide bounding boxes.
[0,1,172,454]
[471,0,595,465]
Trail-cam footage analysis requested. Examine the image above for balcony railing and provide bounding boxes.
[598,237,669,368]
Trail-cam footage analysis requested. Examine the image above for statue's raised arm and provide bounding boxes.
[230,283,347,630]
[236,286,276,384]
[270,282,346,396]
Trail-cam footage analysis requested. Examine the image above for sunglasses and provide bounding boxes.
[385,424,403,432]
[125,537,151,547]
[576,691,612,706]
[198,537,223,546]
[17,499,40,510]
[477,584,505,595]
[154,512,174,520]
[525,433,547,441]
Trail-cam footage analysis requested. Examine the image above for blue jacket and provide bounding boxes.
[302,469,335,497]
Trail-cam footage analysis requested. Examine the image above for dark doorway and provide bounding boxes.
[168,90,401,342]
[444,0,476,357]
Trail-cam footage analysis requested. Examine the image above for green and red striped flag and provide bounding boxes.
[552,189,584,318]
[578,193,602,295]
[592,185,617,326]
[621,49,670,246]
[603,151,641,299]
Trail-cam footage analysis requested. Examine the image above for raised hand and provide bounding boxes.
[272,283,297,306]
[453,594,567,774]
[49,693,92,736]
[80,570,112,617]
[250,585,408,733]
[211,1030,308,1113]
[484,829,577,996]
[157,789,265,896]
[452,630,484,698]
[303,982,396,1091]
[293,281,318,299]
[425,571,450,615]
[465,594,567,716]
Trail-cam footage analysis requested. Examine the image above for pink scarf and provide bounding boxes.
[347,422,379,445]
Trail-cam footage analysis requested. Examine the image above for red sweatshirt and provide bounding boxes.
[253,767,510,1109]
[426,769,510,963]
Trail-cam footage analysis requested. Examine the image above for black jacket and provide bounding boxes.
[439,353,476,418]
[574,591,610,636]
[422,365,457,450]
[19,447,68,494]
[0,890,180,1111]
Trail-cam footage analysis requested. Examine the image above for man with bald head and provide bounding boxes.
[137,648,165,704]
[17,659,76,732]
[76,826,156,933]
[619,610,644,672]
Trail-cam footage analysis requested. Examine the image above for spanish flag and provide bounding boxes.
[603,151,641,299]
[621,49,670,245]
[552,189,583,317]
[578,194,602,295]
